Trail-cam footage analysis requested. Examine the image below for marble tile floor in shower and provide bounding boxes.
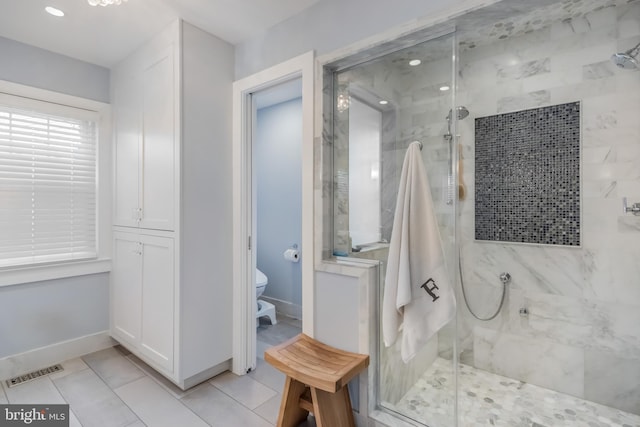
[0,314,308,427]
[389,357,640,427]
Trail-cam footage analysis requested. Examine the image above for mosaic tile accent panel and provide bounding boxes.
[475,102,581,246]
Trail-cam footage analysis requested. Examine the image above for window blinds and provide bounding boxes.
[0,103,97,268]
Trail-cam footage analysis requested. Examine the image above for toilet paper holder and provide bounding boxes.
[283,244,300,262]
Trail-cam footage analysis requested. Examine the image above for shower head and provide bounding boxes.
[456,106,470,120]
[611,42,640,70]
[444,106,470,141]
[611,52,638,69]
[446,106,470,122]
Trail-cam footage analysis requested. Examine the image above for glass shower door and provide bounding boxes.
[330,31,459,427]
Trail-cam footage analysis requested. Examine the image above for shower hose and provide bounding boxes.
[458,250,507,321]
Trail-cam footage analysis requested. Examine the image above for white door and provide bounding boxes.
[141,45,176,231]
[111,231,143,345]
[113,70,142,228]
[139,234,175,373]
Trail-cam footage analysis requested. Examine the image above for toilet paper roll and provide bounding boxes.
[283,248,300,263]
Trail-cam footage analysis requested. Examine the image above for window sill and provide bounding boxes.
[0,258,111,287]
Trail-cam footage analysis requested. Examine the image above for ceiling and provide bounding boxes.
[0,0,321,68]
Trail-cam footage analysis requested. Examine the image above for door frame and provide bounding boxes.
[232,51,315,374]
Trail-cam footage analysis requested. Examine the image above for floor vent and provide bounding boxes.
[5,364,64,388]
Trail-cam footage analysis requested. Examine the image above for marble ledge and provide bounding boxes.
[316,258,379,278]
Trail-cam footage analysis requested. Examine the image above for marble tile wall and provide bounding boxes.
[456,0,640,415]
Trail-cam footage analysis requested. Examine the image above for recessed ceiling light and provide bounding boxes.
[45,6,65,17]
[409,59,422,66]
[440,86,451,91]
[379,100,388,105]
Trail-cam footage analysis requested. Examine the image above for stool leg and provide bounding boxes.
[277,377,309,427]
[310,387,355,427]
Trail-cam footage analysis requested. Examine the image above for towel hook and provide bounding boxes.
[412,140,423,150]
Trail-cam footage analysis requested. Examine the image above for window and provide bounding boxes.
[0,93,98,269]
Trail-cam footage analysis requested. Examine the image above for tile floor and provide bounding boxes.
[0,314,308,427]
[387,357,640,427]
[7,316,637,427]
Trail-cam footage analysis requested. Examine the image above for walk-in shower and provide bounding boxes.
[325,0,640,425]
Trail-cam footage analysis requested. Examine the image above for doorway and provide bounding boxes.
[231,51,314,375]
[252,80,303,358]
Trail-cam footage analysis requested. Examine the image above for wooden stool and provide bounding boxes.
[264,333,369,427]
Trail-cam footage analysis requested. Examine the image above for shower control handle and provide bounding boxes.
[623,197,640,216]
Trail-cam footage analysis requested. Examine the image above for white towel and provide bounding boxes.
[382,141,456,363]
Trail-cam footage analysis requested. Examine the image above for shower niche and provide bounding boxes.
[329,34,458,261]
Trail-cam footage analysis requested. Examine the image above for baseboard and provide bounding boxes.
[0,331,115,380]
[180,359,231,390]
[259,296,302,320]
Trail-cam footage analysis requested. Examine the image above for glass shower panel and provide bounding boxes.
[331,32,457,426]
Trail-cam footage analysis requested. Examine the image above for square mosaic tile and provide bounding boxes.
[475,102,581,246]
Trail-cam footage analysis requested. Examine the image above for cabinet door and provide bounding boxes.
[113,70,142,228]
[139,234,175,373]
[111,232,142,345]
[140,45,176,231]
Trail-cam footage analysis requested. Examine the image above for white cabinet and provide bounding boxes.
[140,46,176,231]
[113,42,176,231]
[113,71,141,229]
[112,231,174,374]
[110,20,234,390]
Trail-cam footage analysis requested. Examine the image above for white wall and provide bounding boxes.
[180,22,235,377]
[0,37,111,360]
[256,98,303,307]
[0,36,109,103]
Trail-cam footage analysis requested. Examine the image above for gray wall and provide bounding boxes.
[0,38,111,359]
[256,98,303,306]
[0,36,110,103]
[234,0,481,78]
[0,274,109,358]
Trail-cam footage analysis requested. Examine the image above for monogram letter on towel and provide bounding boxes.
[382,141,456,363]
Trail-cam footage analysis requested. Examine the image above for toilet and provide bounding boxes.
[256,268,277,325]
[256,268,268,298]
